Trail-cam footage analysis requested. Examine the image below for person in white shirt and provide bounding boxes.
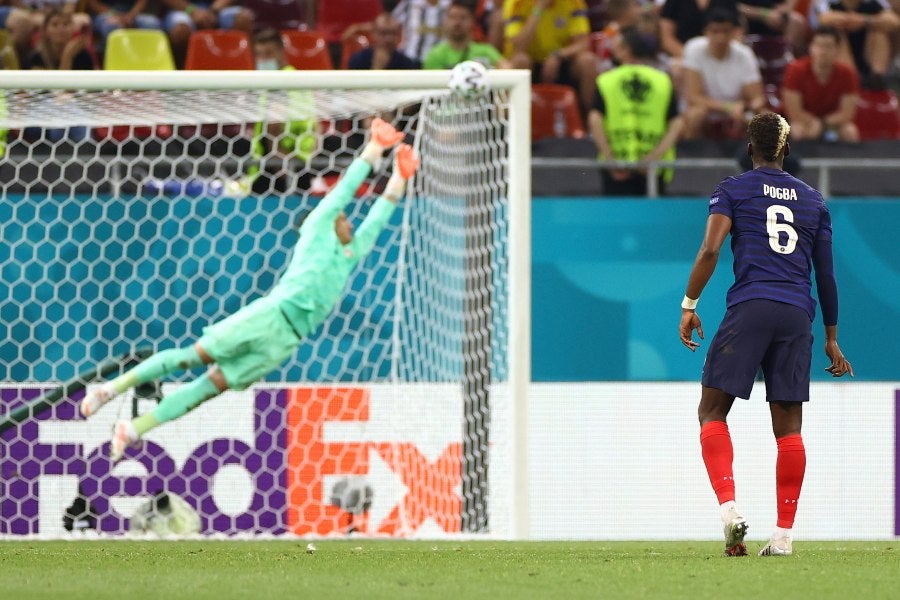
[681,7,768,139]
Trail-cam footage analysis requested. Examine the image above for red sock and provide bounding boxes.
[700,421,735,504]
[776,433,806,528]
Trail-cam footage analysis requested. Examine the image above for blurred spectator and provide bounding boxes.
[659,0,733,62]
[247,28,317,194]
[29,7,96,69]
[814,0,900,85]
[348,12,422,69]
[589,27,683,195]
[737,0,807,53]
[392,0,452,62]
[253,26,287,71]
[599,0,643,40]
[4,1,93,64]
[584,0,607,30]
[782,25,860,140]
[27,7,94,142]
[481,0,505,50]
[24,1,92,29]
[424,0,510,68]
[737,0,806,43]
[503,0,598,113]
[594,0,645,73]
[343,0,453,63]
[682,7,767,139]
[162,0,254,68]
[88,0,162,42]
[1,2,37,63]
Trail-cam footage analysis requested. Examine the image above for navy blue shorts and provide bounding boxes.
[702,298,813,402]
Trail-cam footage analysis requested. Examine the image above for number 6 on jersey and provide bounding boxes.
[766,204,798,254]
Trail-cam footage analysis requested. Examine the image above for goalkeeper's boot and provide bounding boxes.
[759,536,793,556]
[80,382,118,418]
[722,506,749,557]
[110,419,140,462]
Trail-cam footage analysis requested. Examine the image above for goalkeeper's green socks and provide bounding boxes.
[111,346,204,394]
[132,412,160,437]
[132,375,220,436]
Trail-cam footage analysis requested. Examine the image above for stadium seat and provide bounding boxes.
[104,29,175,70]
[316,0,382,43]
[281,29,333,70]
[341,33,371,69]
[97,30,175,142]
[242,0,307,30]
[855,89,900,140]
[185,30,254,70]
[531,83,586,141]
[701,114,745,140]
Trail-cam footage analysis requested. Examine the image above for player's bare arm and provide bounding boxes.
[824,325,853,377]
[679,213,732,351]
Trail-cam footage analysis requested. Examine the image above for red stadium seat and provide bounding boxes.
[185,30,254,70]
[855,89,900,140]
[316,0,382,43]
[531,83,586,141]
[281,29,334,70]
[341,33,371,69]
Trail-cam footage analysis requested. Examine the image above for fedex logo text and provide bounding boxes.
[286,386,463,536]
[0,385,463,537]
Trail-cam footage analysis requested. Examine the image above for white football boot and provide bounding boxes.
[109,419,140,461]
[80,382,118,418]
[759,536,793,556]
[722,504,749,557]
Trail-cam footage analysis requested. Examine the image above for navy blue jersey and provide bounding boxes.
[709,167,832,321]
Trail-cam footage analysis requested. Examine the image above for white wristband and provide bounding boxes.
[360,141,385,167]
[681,295,698,310]
[383,173,406,202]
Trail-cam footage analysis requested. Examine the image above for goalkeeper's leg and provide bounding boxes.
[110,367,229,461]
[80,344,210,418]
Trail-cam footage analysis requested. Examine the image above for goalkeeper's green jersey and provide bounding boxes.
[271,158,396,337]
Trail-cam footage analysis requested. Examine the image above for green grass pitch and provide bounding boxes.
[1,540,897,599]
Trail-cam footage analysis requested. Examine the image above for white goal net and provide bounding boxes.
[0,70,530,539]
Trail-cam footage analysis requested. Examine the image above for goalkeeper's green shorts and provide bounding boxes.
[198,294,300,391]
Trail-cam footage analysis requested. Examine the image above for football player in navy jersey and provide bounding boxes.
[679,112,853,557]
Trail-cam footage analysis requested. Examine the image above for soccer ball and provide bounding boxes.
[448,60,490,99]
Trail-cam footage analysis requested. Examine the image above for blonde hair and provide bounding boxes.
[748,113,791,162]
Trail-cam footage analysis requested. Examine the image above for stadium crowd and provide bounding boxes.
[1,0,898,149]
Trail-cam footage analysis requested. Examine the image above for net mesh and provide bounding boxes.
[0,84,513,538]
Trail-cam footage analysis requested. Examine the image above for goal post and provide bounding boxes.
[0,70,531,539]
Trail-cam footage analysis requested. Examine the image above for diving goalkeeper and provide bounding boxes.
[80,118,420,461]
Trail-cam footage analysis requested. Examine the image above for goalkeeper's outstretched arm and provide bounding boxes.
[304,118,405,229]
[349,144,420,258]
